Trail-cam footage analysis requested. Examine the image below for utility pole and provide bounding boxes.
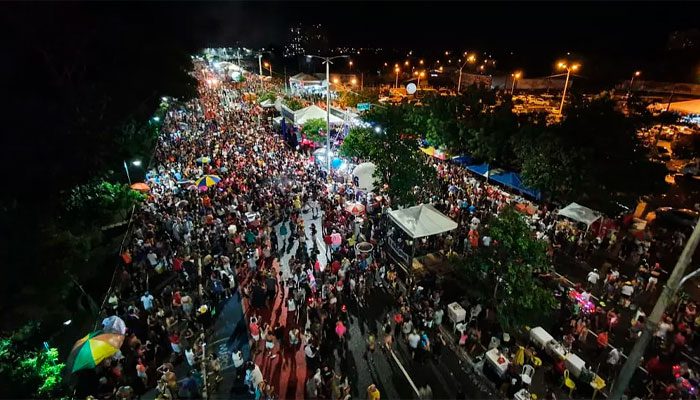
[258,54,263,76]
[609,219,700,399]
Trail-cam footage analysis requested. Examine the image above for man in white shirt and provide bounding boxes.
[407,331,421,359]
[587,269,600,289]
[140,291,154,311]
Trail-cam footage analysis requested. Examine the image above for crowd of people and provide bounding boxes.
[77,57,700,400]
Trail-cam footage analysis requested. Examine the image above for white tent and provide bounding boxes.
[388,204,458,239]
[294,105,344,125]
[353,162,378,191]
[557,202,602,227]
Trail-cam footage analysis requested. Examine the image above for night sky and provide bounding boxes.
[2,2,698,80]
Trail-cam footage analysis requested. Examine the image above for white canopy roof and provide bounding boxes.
[294,104,344,125]
[557,202,602,227]
[388,204,458,239]
[352,162,378,191]
[289,73,324,84]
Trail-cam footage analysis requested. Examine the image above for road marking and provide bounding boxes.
[388,348,421,397]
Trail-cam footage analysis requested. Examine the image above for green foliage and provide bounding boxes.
[0,325,65,398]
[462,207,556,331]
[338,88,379,108]
[64,179,146,228]
[301,118,328,144]
[259,91,277,103]
[284,97,304,111]
[342,105,437,206]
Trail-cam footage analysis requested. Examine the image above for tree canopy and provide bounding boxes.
[341,105,437,206]
[459,207,556,330]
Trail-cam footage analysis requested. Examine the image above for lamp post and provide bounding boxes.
[264,62,272,77]
[414,71,425,88]
[457,54,476,93]
[123,159,142,185]
[511,71,522,94]
[627,70,641,99]
[306,54,349,171]
[257,54,262,76]
[394,67,400,89]
[557,61,580,114]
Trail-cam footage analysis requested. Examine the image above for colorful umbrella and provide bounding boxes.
[196,156,211,165]
[66,331,124,373]
[345,203,365,216]
[130,182,150,192]
[195,175,221,189]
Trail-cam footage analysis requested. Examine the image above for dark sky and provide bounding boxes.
[2,1,698,80]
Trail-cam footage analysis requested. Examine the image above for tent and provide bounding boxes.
[260,99,275,108]
[489,171,542,200]
[558,202,602,228]
[289,73,324,85]
[388,204,458,239]
[294,105,344,125]
[352,162,378,191]
[466,163,490,177]
[452,155,477,165]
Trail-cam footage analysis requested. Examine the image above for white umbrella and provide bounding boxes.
[101,315,126,335]
[353,162,378,191]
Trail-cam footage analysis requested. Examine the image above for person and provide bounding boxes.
[606,347,621,377]
[367,383,380,400]
[232,350,244,380]
[587,269,600,289]
[407,330,420,359]
[141,291,154,312]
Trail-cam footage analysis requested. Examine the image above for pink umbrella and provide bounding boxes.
[345,203,365,216]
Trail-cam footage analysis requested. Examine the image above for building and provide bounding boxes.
[284,23,328,58]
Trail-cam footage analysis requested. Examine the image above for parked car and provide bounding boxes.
[680,160,700,176]
[648,207,699,230]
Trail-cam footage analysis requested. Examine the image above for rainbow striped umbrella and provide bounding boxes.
[65,331,124,373]
[195,174,221,189]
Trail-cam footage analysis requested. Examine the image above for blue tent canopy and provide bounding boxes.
[466,163,490,176]
[489,171,541,200]
[452,155,477,165]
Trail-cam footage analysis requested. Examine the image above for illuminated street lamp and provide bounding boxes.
[419,59,424,65]
[627,70,641,99]
[457,53,477,93]
[404,60,410,67]
[394,67,401,88]
[263,61,272,77]
[351,78,357,86]
[511,71,522,94]
[348,60,353,70]
[123,159,142,185]
[557,61,581,114]
[414,70,426,88]
[306,54,349,170]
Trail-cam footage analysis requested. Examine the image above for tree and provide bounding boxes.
[341,105,437,206]
[284,97,304,111]
[301,118,327,145]
[0,324,65,399]
[461,207,556,330]
[337,88,378,109]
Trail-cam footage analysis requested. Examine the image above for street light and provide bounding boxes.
[123,159,142,185]
[306,54,349,171]
[557,61,580,114]
[394,67,400,89]
[627,70,641,99]
[419,59,424,65]
[263,61,272,77]
[511,71,522,94]
[351,78,357,86]
[457,54,477,93]
[348,60,353,70]
[414,71,425,88]
[404,60,410,67]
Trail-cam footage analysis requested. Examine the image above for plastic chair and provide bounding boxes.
[521,364,535,386]
[562,369,576,397]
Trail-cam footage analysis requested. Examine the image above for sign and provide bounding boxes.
[357,103,371,111]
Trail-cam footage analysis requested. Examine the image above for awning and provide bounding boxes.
[466,163,490,177]
[388,204,458,239]
[294,104,344,125]
[558,202,602,227]
[489,171,542,200]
